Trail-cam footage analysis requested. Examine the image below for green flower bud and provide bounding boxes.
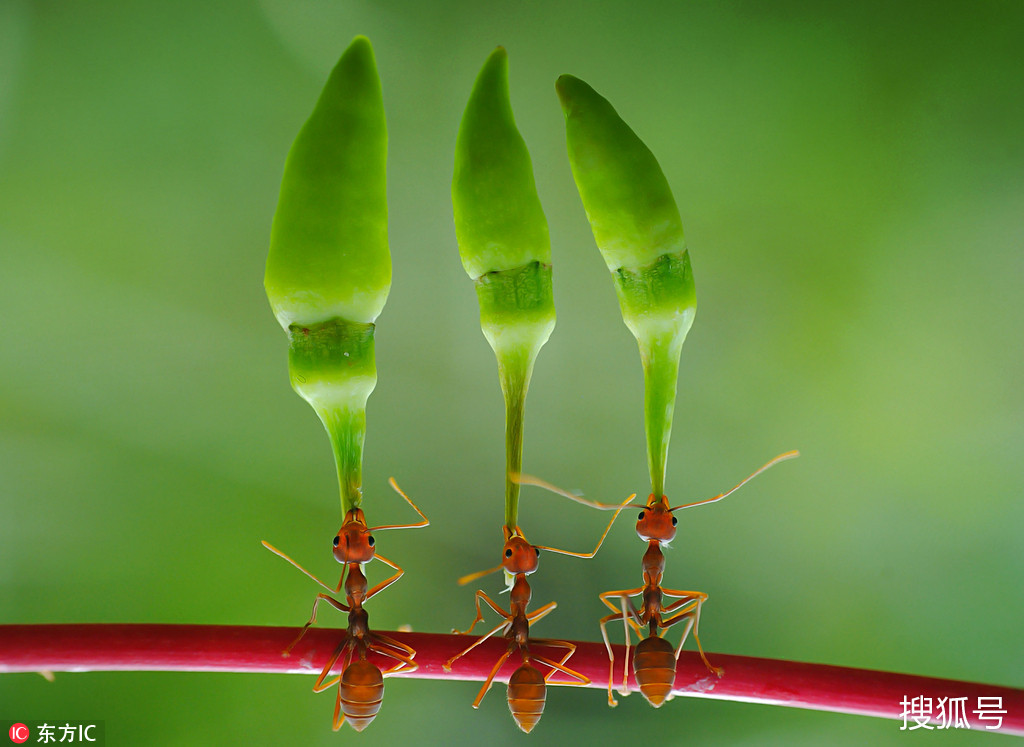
[265,36,389,514]
[454,49,555,529]
[454,48,551,278]
[266,35,390,329]
[558,74,695,498]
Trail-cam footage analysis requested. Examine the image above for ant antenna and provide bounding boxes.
[668,450,799,512]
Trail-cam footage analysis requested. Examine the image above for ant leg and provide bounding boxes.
[598,591,644,700]
[669,614,706,686]
[524,600,557,625]
[471,649,513,709]
[284,593,350,656]
[661,601,721,677]
[659,587,708,665]
[262,541,345,594]
[443,618,509,672]
[370,633,419,675]
[314,636,355,693]
[529,638,579,685]
[332,688,345,731]
[331,661,353,733]
[530,650,589,686]
[528,637,575,669]
[364,552,404,602]
[372,632,417,659]
[453,590,509,636]
[661,587,708,605]
[688,597,722,677]
[599,612,630,706]
[660,597,701,620]
[598,587,644,616]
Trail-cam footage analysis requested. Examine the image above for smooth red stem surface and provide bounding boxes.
[1,624,1020,735]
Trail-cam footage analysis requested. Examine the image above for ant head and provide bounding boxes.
[502,534,540,576]
[636,496,677,544]
[333,508,375,564]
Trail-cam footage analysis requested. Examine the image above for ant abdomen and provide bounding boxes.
[633,635,676,708]
[338,659,385,732]
[507,662,546,734]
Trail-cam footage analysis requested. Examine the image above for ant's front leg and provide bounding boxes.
[364,553,404,602]
[453,590,509,637]
[284,592,350,656]
[444,591,512,673]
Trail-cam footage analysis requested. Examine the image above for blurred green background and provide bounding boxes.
[1,1,1021,744]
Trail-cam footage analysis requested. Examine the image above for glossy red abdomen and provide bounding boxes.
[633,635,676,707]
[507,662,546,733]
[339,659,384,732]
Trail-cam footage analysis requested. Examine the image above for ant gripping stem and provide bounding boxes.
[262,478,428,730]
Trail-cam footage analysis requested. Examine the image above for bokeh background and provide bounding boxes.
[1,1,1021,744]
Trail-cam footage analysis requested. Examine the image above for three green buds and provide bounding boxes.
[266,36,695,518]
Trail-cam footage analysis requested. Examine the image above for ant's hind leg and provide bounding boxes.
[687,599,722,677]
[471,650,513,709]
[531,651,589,687]
[371,633,419,675]
[599,611,636,705]
[314,637,354,693]
[662,604,721,677]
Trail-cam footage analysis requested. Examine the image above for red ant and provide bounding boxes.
[518,451,798,707]
[262,478,428,730]
[443,495,633,732]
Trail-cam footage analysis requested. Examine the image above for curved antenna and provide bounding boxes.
[533,494,636,558]
[457,563,504,587]
[512,472,640,511]
[669,450,799,512]
[262,540,345,594]
[367,477,431,532]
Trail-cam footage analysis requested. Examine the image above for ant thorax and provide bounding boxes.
[641,542,667,585]
[345,563,368,601]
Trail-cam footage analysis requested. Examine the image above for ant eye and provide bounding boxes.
[505,549,513,558]
[333,536,340,547]
[368,536,375,547]
[638,511,645,521]
[672,517,678,526]
[534,548,540,557]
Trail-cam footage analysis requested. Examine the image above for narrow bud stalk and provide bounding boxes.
[454,48,554,528]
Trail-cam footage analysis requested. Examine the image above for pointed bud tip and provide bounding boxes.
[341,35,375,67]
[555,74,590,110]
[348,35,373,51]
[480,45,509,79]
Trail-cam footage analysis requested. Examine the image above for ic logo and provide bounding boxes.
[8,723,30,744]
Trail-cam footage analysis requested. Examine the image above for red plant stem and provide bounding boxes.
[1,624,1021,735]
